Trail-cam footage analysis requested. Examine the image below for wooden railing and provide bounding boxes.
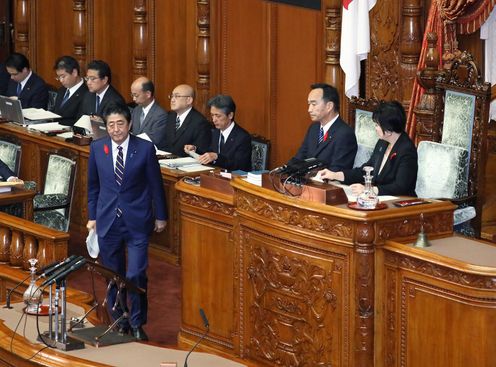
[0,212,69,271]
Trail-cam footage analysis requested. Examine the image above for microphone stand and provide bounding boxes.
[184,309,210,367]
[3,273,31,309]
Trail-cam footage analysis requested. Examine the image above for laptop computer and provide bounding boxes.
[0,95,59,126]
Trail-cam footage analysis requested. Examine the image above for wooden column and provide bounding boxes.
[196,0,210,115]
[323,0,344,110]
[399,0,423,106]
[133,0,148,79]
[73,0,88,71]
[14,0,30,57]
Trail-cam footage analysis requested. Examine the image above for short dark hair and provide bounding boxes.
[5,52,30,72]
[141,80,155,97]
[102,102,131,124]
[87,60,111,83]
[372,101,406,133]
[53,55,80,74]
[207,94,236,116]
[310,83,339,111]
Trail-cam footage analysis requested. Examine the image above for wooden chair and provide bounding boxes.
[0,135,21,176]
[251,134,270,171]
[348,97,380,168]
[33,149,77,232]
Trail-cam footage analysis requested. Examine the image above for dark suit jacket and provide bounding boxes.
[53,82,89,126]
[198,123,252,172]
[78,84,125,118]
[131,101,168,150]
[0,63,9,96]
[87,134,167,238]
[294,117,357,171]
[6,72,49,109]
[343,132,418,196]
[0,159,15,181]
[163,108,211,157]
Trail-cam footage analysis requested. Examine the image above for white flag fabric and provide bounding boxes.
[340,0,377,98]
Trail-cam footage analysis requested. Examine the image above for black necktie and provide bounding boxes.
[175,116,180,130]
[95,95,101,114]
[219,134,225,154]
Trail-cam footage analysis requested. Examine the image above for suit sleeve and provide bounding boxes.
[26,78,49,109]
[145,144,168,220]
[0,159,15,180]
[215,132,252,171]
[87,143,100,221]
[146,110,168,150]
[193,117,214,153]
[376,148,418,196]
[294,128,311,161]
[342,142,382,184]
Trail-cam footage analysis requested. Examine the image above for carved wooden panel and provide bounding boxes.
[240,227,350,366]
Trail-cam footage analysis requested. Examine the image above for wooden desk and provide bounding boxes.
[176,178,456,367]
[0,123,198,264]
[0,186,35,220]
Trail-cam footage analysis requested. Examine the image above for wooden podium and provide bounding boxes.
[175,177,484,367]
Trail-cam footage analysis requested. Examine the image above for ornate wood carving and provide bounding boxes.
[385,267,397,367]
[399,0,423,106]
[236,193,353,238]
[197,0,210,115]
[377,211,453,243]
[245,240,342,366]
[14,0,30,57]
[323,0,343,91]
[179,192,234,216]
[414,32,444,144]
[133,0,148,78]
[0,227,10,263]
[368,0,401,100]
[22,235,37,271]
[9,231,23,268]
[73,0,88,71]
[354,222,375,367]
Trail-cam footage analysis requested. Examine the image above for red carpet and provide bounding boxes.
[67,243,181,346]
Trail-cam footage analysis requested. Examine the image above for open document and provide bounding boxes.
[159,157,213,173]
[22,108,61,120]
[28,122,71,134]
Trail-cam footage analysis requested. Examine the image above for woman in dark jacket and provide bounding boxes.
[317,100,418,197]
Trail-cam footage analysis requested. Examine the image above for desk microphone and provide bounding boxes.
[184,308,210,367]
[43,258,86,286]
[3,273,32,309]
[40,256,84,287]
[36,255,78,280]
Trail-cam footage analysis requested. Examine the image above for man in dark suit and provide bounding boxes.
[185,94,251,171]
[0,159,18,182]
[130,77,167,149]
[78,60,125,121]
[52,56,89,126]
[163,84,211,156]
[5,52,49,109]
[292,83,357,171]
[0,63,9,96]
[87,102,167,341]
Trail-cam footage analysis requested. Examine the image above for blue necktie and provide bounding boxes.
[318,126,324,144]
[60,89,70,107]
[95,95,101,114]
[115,146,124,217]
[16,83,22,96]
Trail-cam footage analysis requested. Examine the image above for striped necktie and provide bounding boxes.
[16,83,22,96]
[115,146,124,217]
[318,126,324,144]
[175,115,180,130]
[60,89,70,107]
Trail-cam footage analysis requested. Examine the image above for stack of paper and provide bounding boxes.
[159,157,212,173]
[245,172,263,186]
[28,122,71,133]
[22,108,61,120]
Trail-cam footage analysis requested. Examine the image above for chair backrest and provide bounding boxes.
[47,90,58,111]
[0,139,21,176]
[43,153,77,197]
[348,97,380,167]
[251,134,270,171]
[415,141,469,199]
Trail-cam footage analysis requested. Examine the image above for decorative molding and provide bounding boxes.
[179,192,234,216]
[73,0,87,71]
[236,194,353,238]
[132,0,148,78]
[323,0,343,89]
[196,0,210,114]
[385,268,397,367]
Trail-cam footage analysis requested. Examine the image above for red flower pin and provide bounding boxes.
[104,144,109,155]
[323,131,329,142]
[390,152,397,160]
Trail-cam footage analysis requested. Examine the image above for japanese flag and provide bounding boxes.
[340,0,377,98]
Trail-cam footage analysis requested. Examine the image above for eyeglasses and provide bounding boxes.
[84,76,101,82]
[55,74,68,81]
[168,94,191,100]
[130,93,141,99]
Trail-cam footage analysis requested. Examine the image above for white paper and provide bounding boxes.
[187,150,201,160]
[74,114,92,133]
[156,149,172,156]
[22,108,61,120]
[86,229,99,258]
[28,122,71,132]
[57,131,74,139]
[159,157,198,168]
[178,165,213,173]
[136,133,172,156]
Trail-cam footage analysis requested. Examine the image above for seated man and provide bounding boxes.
[0,62,9,96]
[184,94,251,172]
[78,60,125,121]
[163,84,211,157]
[5,52,49,109]
[0,159,20,182]
[130,77,168,149]
[292,83,357,171]
[52,56,89,126]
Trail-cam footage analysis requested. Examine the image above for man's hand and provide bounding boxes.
[184,145,196,154]
[198,152,218,165]
[86,220,96,231]
[154,220,167,233]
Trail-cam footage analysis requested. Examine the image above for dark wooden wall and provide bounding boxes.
[11,0,484,167]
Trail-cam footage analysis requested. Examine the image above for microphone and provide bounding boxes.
[42,257,87,286]
[3,273,32,309]
[40,256,85,287]
[184,308,210,367]
[36,255,78,280]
